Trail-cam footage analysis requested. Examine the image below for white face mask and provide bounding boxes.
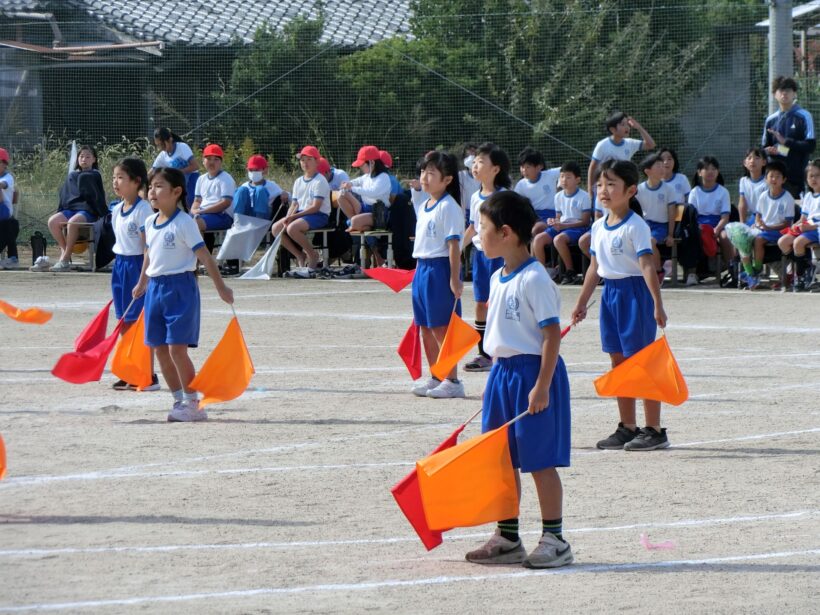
[248,171,264,183]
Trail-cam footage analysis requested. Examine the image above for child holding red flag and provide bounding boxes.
[572,160,669,451]
[410,150,464,399]
[133,168,233,422]
[465,190,572,569]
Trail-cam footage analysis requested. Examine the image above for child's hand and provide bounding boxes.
[655,305,667,328]
[218,284,234,305]
[664,236,674,247]
[132,280,147,299]
[450,277,463,300]
[571,303,587,324]
[546,217,556,227]
[407,179,421,190]
[341,181,352,190]
[528,383,550,414]
[552,222,563,232]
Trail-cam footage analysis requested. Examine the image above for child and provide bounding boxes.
[587,111,655,196]
[233,154,288,221]
[635,153,676,283]
[43,145,108,272]
[779,159,820,291]
[577,166,604,260]
[686,156,732,286]
[152,128,199,207]
[458,143,480,215]
[531,161,592,284]
[338,145,392,234]
[513,147,561,235]
[318,157,350,192]
[744,160,795,290]
[379,150,404,204]
[132,168,233,423]
[738,148,768,225]
[271,145,330,270]
[0,147,18,269]
[109,157,160,391]
[410,150,464,398]
[572,160,669,451]
[191,144,237,235]
[462,143,511,372]
[658,148,690,207]
[464,190,572,569]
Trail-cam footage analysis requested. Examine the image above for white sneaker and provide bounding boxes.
[522,533,574,569]
[411,377,440,397]
[685,273,698,287]
[662,260,673,280]
[49,260,72,272]
[29,256,51,272]
[465,530,526,565]
[426,378,466,399]
[167,399,207,422]
[0,256,18,270]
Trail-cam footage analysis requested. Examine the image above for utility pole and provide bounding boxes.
[769,0,794,114]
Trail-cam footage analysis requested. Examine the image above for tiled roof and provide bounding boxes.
[0,0,46,13]
[62,0,412,48]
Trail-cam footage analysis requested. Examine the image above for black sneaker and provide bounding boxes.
[561,271,578,285]
[596,422,639,450]
[624,427,670,451]
[128,373,161,392]
[112,379,130,391]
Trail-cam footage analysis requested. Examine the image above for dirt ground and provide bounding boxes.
[0,270,818,614]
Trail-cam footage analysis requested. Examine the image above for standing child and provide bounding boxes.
[462,143,511,372]
[513,147,561,235]
[410,150,464,399]
[110,157,160,391]
[572,160,669,451]
[0,147,18,269]
[686,156,733,286]
[635,153,677,284]
[152,128,199,207]
[779,159,820,291]
[132,168,233,422]
[464,190,572,569]
[738,148,768,225]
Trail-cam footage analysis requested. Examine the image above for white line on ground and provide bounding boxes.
[0,548,817,612]
[0,510,813,559]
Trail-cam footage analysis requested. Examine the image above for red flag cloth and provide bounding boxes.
[52,320,124,384]
[74,300,113,352]
[0,299,52,325]
[0,433,6,480]
[397,321,422,380]
[363,268,416,293]
[391,424,465,550]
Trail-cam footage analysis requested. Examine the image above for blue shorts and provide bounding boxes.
[59,210,97,223]
[535,209,556,223]
[800,229,819,244]
[112,254,145,322]
[144,272,200,348]
[545,226,588,244]
[299,212,330,230]
[697,214,722,227]
[745,214,756,226]
[412,257,461,328]
[647,220,669,244]
[600,276,656,357]
[472,249,503,303]
[482,354,571,472]
[757,229,782,243]
[197,212,233,231]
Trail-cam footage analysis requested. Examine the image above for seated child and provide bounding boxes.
[778,158,820,291]
[192,144,237,235]
[635,153,676,284]
[514,147,560,235]
[233,154,288,220]
[0,147,19,269]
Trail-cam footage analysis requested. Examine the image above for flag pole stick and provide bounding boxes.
[462,407,482,426]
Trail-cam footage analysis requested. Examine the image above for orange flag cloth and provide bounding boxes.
[594,335,688,406]
[0,299,52,325]
[0,433,6,480]
[417,424,519,531]
[190,316,255,409]
[430,312,480,381]
[111,310,153,390]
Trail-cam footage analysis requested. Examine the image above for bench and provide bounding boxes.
[61,221,103,271]
[349,230,394,268]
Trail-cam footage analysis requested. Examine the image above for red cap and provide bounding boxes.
[297,145,321,160]
[0,148,8,163]
[317,157,331,175]
[352,145,381,168]
[246,154,268,171]
[203,144,224,158]
[379,150,393,168]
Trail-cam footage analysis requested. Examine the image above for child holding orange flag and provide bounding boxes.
[132,168,234,422]
[465,190,573,569]
[571,160,669,451]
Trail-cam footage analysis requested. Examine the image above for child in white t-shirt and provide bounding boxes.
[587,111,655,196]
[0,147,18,269]
[192,144,236,234]
[513,147,560,235]
[636,153,677,283]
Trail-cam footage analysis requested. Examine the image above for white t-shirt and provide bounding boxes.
[591,137,643,163]
[484,258,562,358]
[112,198,153,256]
[413,193,463,259]
[636,181,675,223]
[514,168,561,211]
[665,172,691,204]
[411,188,430,210]
[351,172,391,206]
[292,173,331,215]
[687,184,731,217]
[0,171,14,218]
[554,188,592,223]
[738,176,767,216]
[590,210,653,279]
[459,170,480,212]
[801,192,820,223]
[195,170,236,215]
[756,190,795,227]
[152,142,195,171]
[327,168,350,191]
[142,209,204,277]
[469,188,505,251]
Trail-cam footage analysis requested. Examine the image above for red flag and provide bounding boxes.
[391,424,465,550]
[397,321,422,380]
[75,300,113,352]
[0,433,6,480]
[363,268,416,293]
[52,320,124,384]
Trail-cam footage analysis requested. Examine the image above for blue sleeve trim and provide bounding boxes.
[591,156,601,162]
[191,241,205,252]
[637,248,653,257]
[539,317,560,328]
[590,248,596,256]
[221,195,233,199]
[445,234,461,241]
[139,225,145,233]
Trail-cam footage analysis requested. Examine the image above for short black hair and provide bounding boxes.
[605,111,626,133]
[517,146,545,168]
[765,159,788,178]
[476,142,512,189]
[638,152,663,172]
[772,76,798,94]
[560,161,581,177]
[478,190,536,246]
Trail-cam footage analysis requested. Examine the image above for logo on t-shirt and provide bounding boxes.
[163,231,176,249]
[610,236,624,256]
[426,220,436,238]
[127,221,138,237]
[504,294,521,322]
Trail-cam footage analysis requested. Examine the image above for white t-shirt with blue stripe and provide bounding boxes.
[739,176,767,216]
[195,170,237,216]
[554,188,592,223]
[590,210,653,279]
[514,168,560,211]
[591,137,643,163]
[636,181,675,223]
[142,209,204,277]
[112,197,153,256]
[413,193,463,259]
[687,184,731,217]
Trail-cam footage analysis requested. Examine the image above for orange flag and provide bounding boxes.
[0,299,52,325]
[0,433,6,480]
[111,310,153,390]
[417,425,519,531]
[190,316,255,409]
[430,312,480,381]
[594,335,688,406]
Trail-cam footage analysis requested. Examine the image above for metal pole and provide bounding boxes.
[769,0,794,114]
